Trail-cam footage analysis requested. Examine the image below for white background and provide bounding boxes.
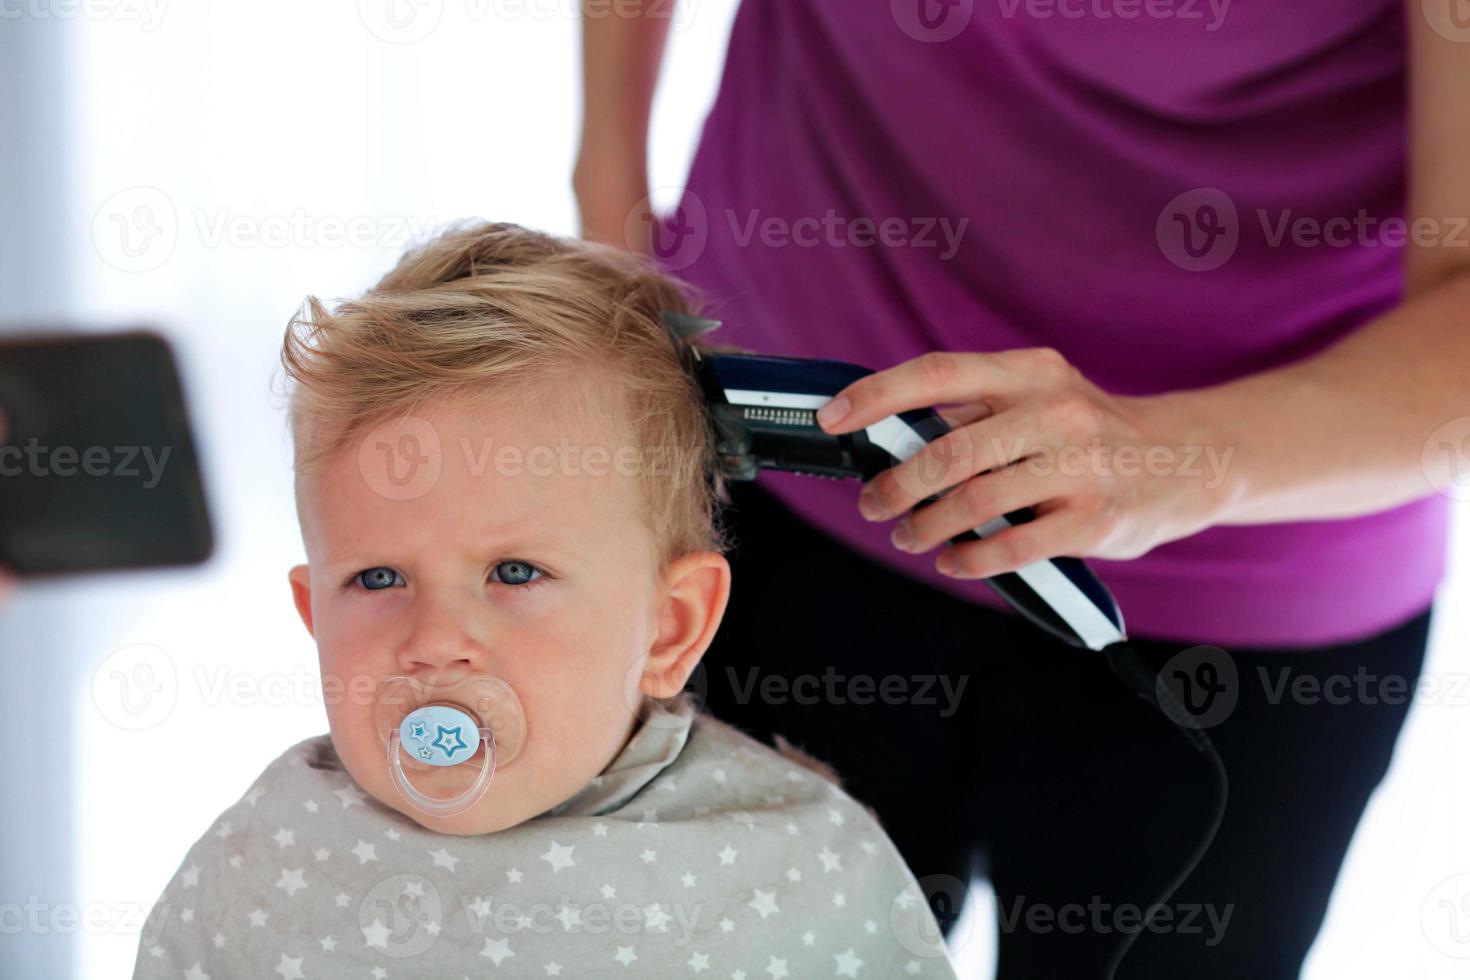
[0,2,1465,977]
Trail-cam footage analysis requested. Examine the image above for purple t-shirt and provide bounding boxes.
[660,0,1447,648]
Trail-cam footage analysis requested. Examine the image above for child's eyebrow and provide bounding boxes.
[321,532,580,568]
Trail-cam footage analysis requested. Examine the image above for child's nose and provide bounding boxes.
[397,603,491,676]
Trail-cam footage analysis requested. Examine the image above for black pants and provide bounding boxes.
[701,481,1431,979]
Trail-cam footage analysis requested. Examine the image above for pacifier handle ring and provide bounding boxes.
[387,727,496,817]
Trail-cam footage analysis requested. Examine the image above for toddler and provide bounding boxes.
[132,222,960,978]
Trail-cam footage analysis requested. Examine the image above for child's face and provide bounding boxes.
[288,385,729,835]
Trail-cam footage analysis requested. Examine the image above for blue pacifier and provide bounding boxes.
[375,674,527,817]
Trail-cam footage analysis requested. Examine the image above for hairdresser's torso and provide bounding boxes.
[665,0,1446,647]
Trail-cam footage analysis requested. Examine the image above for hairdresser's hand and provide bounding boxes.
[815,349,1239,578]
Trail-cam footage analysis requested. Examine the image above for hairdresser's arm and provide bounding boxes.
[573,0,673,250]
[815,5,1470,580]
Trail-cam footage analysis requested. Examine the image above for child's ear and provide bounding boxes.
[288,564,315,638]
[641,551,732,699]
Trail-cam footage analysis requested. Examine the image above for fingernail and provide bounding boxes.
[817,395,850,428]
[858,487,882,520]
[936,552,958,576]
[891,522,914,551]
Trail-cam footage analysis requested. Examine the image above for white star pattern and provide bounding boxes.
[834,948,864,977]
[273,953,304,979]
[335,784,366,809]
[362,918,391,949]
[644,903,671,931]
[540,842,575,873]
[480,937,514,965]
[275,868,307,897]
[748,889,779,919]
[148,706,953,977]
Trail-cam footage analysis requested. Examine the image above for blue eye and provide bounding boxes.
[355,567,403,591]
[492,560,543,587]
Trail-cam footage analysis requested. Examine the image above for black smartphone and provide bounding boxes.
[0,329,214,575]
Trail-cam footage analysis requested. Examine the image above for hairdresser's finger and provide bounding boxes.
[891,467,1089,556]
[816,348,1068,435]
[931,500,1100,580]
[859,415,1021,521]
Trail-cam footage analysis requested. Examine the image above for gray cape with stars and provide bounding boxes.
[132,697,959,978]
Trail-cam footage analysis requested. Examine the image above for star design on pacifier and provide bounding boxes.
[409,720,428,741]
[417,746,433,760]
[431,724,469,759]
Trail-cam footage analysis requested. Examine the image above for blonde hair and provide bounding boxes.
[280,220,731,565]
